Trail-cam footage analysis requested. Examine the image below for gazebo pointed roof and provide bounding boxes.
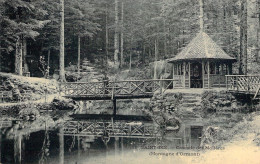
[168,32,236,62]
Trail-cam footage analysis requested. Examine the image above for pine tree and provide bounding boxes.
[59,0,66,81]
[114,0,120,69]
[1,0,49,75]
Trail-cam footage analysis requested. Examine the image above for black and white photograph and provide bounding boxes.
[0,0,260,163]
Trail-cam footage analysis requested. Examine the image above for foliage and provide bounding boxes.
[1,0,258,76]
[202,113,254,147]
[51,97,79,111]
[144,93,183,136]
[201,90,237,113]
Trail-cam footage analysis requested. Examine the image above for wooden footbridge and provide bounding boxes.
[226,75,260,99]
[60,79,175,100]
[60,79,175,115]
[58,79,174,140]
[60,75,260,100]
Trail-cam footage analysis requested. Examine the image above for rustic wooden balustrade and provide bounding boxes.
[60,79,176,100]
[63,120,160,138]
[226,75,260,96]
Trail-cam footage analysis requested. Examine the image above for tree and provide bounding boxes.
[64,0,100,78]
[120,0,124,67]
[59,0,66,81]
[239,0,248,75]
[114,0,120,69]
[0,0,49,75]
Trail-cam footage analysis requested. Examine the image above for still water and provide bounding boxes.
[0,124,203,164]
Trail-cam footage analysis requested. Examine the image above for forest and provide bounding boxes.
[1,1,260,163]
[0,0,259,81]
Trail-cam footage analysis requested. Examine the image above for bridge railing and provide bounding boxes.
[63,120,160,138]
[60,79,176,97]
[226,75,260,93]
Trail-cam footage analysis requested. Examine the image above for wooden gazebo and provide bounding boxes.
[167,32,236,89]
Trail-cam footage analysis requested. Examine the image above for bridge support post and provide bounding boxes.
[77,136,80,162]
[115,137,119,156]
[113,99,117,116]
[121,137,124,152]
[120,137,124,157]
[14,134,22,164]
[59,128,64,164]
[0,130,2,163]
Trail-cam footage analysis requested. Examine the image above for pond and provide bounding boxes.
[0,120,204,164]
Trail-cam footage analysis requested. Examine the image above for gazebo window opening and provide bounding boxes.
[210,62,215,74]
[222,64,227,75]
[178,63,183,75]
[174,64,178,75]
[216,63,220,74]
[204,63,208,74]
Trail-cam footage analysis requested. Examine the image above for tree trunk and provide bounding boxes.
[0,40,2,72]
[154,39,158,79]
[77,36,81,77]
[59,0,66,82]
[22,38,29,73]
[120,0,124,68]
[163,19,167,59]
[142,44,146,64]
[15,38,23,76]
[47,49,50,78]
[239,0,247,75]
[114,0,119,69]
[256,0,260,62]
[105,3,109,69]
[129,35,133,70]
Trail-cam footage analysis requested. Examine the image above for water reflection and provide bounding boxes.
[0,123,203,164]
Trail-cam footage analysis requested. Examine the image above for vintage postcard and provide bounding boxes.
[0,0,259,163]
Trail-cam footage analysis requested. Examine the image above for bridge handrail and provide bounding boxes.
[60,79,177,85]
[226,74,260,76]
[226,75,260,93]
[60,79,176,97]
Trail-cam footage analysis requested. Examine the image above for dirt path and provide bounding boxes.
[193,113,260,164]
[0,94,59,107]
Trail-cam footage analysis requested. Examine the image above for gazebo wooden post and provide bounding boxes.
[177,64,179,75]
[221,63,224,75]
[214,62,217,74]
[173,63,175,79]
[183,62,186,88]
[217,62,220,87]
[188,62,191,88]
[207,61,210,88]
[202,61,205,88]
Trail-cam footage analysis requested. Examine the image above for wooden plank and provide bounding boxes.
[70,114,153,121]
[202,61,204,88]
[207,61,210,88]
[183,62,186,88]
[188,62,191,88]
